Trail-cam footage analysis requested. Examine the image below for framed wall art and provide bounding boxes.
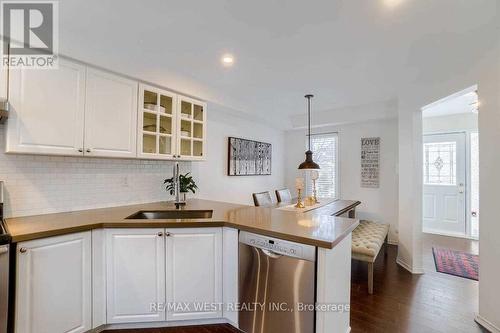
[228,137,272,176]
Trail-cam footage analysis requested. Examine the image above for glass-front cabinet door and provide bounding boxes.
[176,95,206,160]
[138,84,176,159]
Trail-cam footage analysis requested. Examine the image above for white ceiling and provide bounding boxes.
[58,0,498,128]
[423,91,478,118]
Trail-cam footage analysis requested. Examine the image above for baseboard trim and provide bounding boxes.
[475,314,500,333]
[90,318,229,332]
[387,239,398,246]
[396,256,425,274]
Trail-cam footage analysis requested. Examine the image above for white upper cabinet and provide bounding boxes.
[176,95,206,160]
[166,227,222,320]
[138,84,176,159]
[138,85,207,160]
[6,59,86,155]
[15,232,92,333]
[105,229,166,323]
[84,68,138,158]
[5,57,206,161]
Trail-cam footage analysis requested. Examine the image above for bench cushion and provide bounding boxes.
[352,220,389,262]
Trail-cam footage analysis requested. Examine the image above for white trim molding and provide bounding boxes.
[475,314,500,333]
[387,239,399,246]
[396,256,425,274]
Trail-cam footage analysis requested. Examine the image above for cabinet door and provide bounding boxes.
[84,68,138,158]
[166,227,222,320]
[15,232,92,333]
[137,84,176,159]
[6,59,86,155]
[106,229,166,323]
[176,96,206,160]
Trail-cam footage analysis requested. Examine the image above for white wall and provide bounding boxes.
[396,10,500,330]
[476,48,500,331]
[285,118,399,243]
[423,113,478,133]
[191,103,286,205]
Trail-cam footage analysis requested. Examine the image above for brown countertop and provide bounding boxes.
[4,198,361,248]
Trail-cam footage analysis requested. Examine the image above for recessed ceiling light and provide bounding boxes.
[221,54,235,66]
[383,0,403,8]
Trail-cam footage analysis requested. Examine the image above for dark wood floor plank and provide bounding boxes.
[350,233,486,333]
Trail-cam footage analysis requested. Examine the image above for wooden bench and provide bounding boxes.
[352,220,390,294]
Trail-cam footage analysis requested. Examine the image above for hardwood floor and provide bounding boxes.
[102,323,241,333]
[350,233,485,333]
[104,234,484,333]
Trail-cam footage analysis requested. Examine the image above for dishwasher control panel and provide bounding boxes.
[239,231,316,262]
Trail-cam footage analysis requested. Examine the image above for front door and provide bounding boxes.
[423,133,466,236]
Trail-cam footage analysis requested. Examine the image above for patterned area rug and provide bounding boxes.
[432,247,479,281]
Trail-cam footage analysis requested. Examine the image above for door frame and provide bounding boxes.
[422,130,477,239]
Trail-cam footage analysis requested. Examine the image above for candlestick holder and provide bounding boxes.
[295,188,305,208]
[312,179,319,204]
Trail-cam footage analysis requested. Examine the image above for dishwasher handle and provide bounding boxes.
[261,248,282,259]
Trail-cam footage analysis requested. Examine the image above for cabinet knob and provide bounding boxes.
[78,148,83,153]
[165,232,171,237]
[86,149,91,153]
[157,232,163,237]
[19,247,27,253]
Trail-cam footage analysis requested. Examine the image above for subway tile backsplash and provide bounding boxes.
[0,125,190,218]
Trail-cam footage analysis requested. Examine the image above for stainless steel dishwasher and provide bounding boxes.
[239,231,316,333]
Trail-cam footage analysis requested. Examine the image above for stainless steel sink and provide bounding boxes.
[126,210,213,220]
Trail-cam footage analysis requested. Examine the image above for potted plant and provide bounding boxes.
[164,172,198,202]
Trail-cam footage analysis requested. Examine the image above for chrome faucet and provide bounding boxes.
[173,162,185,208]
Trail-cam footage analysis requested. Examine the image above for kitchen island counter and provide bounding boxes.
[5,198,360,247]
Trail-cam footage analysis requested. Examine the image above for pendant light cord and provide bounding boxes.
[305,94,313,151]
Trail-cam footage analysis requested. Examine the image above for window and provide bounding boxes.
[423,141,457,185]
[305,133,338,198]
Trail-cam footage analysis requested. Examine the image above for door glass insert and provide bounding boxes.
[193,104,203,121]
[181,101,192,119]
[143,90,158,111]
[143,134,157,154]
[159,136,172,155]
[159,116,172,135]
[160,95,173,115]
[180,138,192,156]
[180,119,192,138]
[193,141,203,157]
[143,112,157,133]
[423,142,456,185]
[193,123,203,139]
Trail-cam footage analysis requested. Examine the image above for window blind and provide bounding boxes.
[305,133,338,198]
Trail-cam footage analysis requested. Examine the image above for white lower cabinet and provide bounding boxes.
[166,228,223,320]
[15,232,92,333]
[103,227,223,324]
[14,227,224,331]
[105,228,166,323]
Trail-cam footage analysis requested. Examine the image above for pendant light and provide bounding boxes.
[298,94,320,170]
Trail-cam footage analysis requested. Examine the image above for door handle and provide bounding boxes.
[458,183,465,194]
[261,249,282,259]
